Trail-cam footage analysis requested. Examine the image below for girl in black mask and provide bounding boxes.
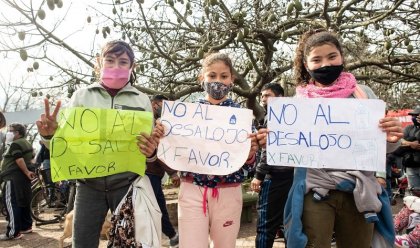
[276,29,404,248]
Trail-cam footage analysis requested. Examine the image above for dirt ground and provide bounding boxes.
[0,188,405,248]
[0,208,285,248]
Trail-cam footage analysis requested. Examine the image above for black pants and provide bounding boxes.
[255,170,294,248]
[40,168,54,187]
[147,174,177,239]
[2,180,32,237]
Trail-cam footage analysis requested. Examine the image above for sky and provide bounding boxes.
[0,0,130,111]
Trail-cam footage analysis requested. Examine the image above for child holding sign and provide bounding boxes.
[176,53,258,248]
[261,30,403,248]
[36,40,163,247]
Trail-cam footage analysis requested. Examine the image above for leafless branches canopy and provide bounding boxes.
[0,0,419,120]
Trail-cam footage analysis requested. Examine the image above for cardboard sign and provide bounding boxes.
[267,97,387,172]
[158,100,252,175]
[50,107,153,181]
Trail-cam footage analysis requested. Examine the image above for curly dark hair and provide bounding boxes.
[293,30,344,86]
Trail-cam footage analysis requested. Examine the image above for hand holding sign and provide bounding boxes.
[136,132,157,157]
[256,128,268,148]
[36,98,61,137]
[248,133,259,160]
[152,120,165,144]
[136,121,165,157]
[379,117,403,143]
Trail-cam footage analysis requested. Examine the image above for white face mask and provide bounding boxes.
[5,132,14,144]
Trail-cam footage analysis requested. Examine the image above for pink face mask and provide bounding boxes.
[100,68,131,89]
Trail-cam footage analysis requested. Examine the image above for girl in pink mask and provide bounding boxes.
[98,40,136,95]
[36,40,164,248]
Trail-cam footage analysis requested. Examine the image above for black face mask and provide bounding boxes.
[413,116,420,127]
[307,64,344,85]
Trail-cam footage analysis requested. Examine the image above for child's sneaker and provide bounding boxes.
[0,233,23,241]
[169,233,179,248]
[13,233,23,240]
[395,234,416,248]
[20,228,32,234]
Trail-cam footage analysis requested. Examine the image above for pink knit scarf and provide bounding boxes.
[296,72,366,99]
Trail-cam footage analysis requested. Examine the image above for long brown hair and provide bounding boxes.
[98,40,137,85]
[293,30,344,86]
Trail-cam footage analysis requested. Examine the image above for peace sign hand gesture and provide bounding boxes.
[36,99,61,137]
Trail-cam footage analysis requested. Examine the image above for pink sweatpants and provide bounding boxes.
[178,181,242,248]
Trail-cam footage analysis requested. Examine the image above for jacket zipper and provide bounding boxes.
[105,94,115,191]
